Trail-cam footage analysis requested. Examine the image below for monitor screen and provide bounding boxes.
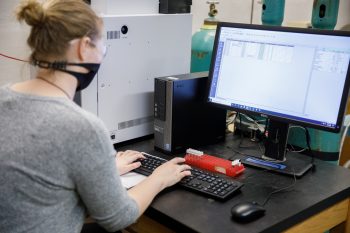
[207,23,350,176]
[208,23,350,133]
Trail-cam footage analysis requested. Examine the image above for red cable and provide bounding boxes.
[0,53,29,62]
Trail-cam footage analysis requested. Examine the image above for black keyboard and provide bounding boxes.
[134,152,244,200]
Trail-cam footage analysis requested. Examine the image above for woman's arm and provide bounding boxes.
[115,150,191,216]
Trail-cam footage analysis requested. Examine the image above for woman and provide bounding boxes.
[0,0,191,232]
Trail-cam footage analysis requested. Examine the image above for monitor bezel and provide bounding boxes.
[207,22,350,133]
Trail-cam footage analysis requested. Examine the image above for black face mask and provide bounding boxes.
[32,60,100,91]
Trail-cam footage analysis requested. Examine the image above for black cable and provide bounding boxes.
[304,127,316,171]
[238,113,244,147]
[260,169,297,207]
[228,145,262,160]
[235,166,297,206]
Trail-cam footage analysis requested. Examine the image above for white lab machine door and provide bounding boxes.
[81,14,191,144]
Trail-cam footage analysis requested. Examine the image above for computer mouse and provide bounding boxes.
[230,202,266,223]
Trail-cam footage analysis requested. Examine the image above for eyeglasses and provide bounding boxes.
[102,44,108,58]
[89,40,108,58]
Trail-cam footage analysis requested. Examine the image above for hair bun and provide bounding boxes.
[16,0,45,27]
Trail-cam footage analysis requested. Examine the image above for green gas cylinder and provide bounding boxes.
[311,0,339,30]
[261,0,285,26]
[191,1,219,73]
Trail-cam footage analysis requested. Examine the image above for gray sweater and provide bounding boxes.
[0,86,139,233]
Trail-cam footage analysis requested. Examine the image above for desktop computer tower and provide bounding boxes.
[154,72,226,154]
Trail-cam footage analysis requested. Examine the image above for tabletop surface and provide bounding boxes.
[117,134,350,233]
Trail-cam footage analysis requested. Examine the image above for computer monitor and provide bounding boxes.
[207,22,350,177]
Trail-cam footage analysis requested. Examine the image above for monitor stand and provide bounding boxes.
[240,120,313,178]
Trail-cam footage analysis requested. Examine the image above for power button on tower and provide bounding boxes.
[121,25,128,34]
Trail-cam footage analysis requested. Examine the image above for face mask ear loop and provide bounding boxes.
[32,60,99,73]
[32,60,68,70]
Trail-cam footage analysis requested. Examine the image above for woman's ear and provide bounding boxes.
[77,36,93,61]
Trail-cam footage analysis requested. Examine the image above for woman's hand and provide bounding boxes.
[127,157,191,216]
[150,157,191,190]
[115,150,145,175]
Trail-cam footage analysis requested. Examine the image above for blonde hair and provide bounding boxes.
[16,0,101,62]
